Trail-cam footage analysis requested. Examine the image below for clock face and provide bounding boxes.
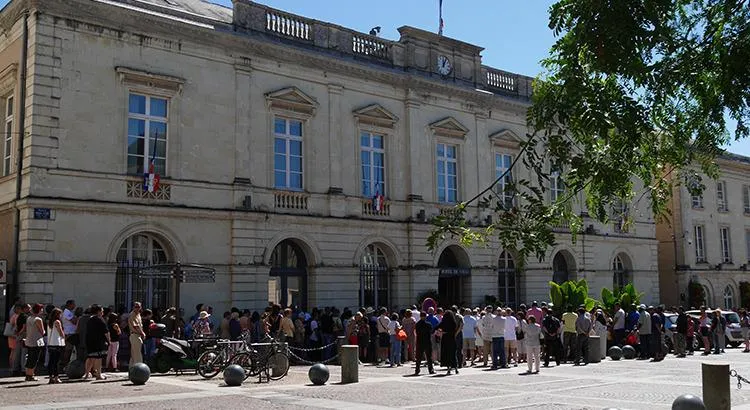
[436,55,452,76]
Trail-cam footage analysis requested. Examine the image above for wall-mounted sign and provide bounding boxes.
[0,259,7,284]
[33,208,51,220]
[438,267,471,277]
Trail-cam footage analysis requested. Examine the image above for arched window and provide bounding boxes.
[498,251,517,307]
[723,286,734,310]
[552,252,569,284]
[612,254,631,289]
[359,244,389,309]
[115,233,170,311]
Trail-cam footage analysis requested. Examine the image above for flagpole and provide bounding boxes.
[438,0,443,36]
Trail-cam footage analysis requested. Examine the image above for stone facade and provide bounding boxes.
[0,0,659,317]
[657,153,750,309]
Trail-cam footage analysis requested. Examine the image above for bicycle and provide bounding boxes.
[196,340,246,379]
[232,338,290,381]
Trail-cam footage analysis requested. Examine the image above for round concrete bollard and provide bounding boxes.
[308,363,330,386]
[128,362,151,385]
[672,394,706,410]
[621,345,636,360]
[223,364,245,387]
[66,360,86,380]
[608,346,623,361]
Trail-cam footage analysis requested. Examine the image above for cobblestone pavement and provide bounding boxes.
[2,349,750,409]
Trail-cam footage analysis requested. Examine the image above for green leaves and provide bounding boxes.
[428,0,748,272]
[549,279,598,313]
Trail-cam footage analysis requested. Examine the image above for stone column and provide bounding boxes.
[702,362,730,410]
[340,345,359,383]
[404,93,423,202]
[588,335,601,363]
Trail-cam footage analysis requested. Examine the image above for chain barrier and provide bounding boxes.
[287,348,341,365]
[730,369,750,390]
[287,341,338,353]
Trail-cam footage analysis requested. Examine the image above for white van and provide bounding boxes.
[686,309,743,348]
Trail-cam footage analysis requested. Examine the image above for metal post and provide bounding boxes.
[702,362,730,410]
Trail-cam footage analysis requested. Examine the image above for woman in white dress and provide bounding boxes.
[593,310,608,359]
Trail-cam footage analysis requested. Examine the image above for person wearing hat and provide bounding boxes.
[637,304,651,359]
[193,310,213,339]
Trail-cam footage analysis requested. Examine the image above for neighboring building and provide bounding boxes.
[0,0,659,317]
[657,153,750,309]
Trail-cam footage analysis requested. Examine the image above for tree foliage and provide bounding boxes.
[549,279,598,312]
[429,0,750,263]
[601,283,645,314]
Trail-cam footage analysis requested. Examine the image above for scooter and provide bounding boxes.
[148,323,204,373]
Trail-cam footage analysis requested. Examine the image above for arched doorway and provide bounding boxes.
[115,233,172,311]
[359,244,390,309]
[723,285,734,310]
[269,239,307,308]
[437,245,471,307]
[552,251,575,284]
[612,253,632,289]
[497,250,518,308]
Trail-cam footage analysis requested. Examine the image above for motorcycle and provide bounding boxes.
[148,323,205,373]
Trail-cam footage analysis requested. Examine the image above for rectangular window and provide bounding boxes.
[436,143,458,203]
[2,95,12,177]
[743,185,750,214]
[692,193,703,209]
[746,229,750,263]
[694,225,706,263]
[720,226,732,263]
[717,181,728,211]
[127,93,168,176]
[360,131,385,197]
[550,166,565,202]
[495,153,514,209]
[273,117,303,190]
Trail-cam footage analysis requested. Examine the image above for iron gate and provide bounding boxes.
[115,259,172,311]
[360,264,389,309]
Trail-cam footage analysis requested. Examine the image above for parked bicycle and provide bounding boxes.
[196,340,246,379]
[232,338,290,382]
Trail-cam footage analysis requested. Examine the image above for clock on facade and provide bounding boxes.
[436,55,452,76]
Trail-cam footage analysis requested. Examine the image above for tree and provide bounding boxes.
[428,0,750,264]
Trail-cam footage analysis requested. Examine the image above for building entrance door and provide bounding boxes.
[437,246,471,307]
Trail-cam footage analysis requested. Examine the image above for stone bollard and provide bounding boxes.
[336,336,346,365]
[702,363,730,410]
[588,335,601,363]
[340,345,359,384]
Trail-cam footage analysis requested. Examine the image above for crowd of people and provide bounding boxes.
[5,295,750,382]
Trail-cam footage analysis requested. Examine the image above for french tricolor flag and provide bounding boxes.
[143,160,160,193]
[372,192,385,212]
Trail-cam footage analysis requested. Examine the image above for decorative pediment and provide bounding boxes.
[353,104,398,128]
[115,66,184,94]
[489,129,522,149]
[429,117,469,138]
[265,86,318,116]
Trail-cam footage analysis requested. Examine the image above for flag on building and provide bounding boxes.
[438,0,444,36]
[372,192,385,212]
[143,142,160,193]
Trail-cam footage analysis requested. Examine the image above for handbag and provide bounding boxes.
[396,328,408,341]
[3,322,15,337]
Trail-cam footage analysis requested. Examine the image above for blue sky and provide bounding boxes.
[1,0,747,156]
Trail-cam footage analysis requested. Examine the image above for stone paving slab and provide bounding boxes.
[2,349,750,409]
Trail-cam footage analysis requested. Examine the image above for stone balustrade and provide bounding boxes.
[273,191,309,210]
[232,0,532,99]
[361,198,391,217]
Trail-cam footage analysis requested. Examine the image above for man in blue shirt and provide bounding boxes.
[626,305,640,332]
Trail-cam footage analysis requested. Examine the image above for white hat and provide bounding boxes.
[199,311,210,319]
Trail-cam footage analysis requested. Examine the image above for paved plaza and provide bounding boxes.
[1,350,750,409]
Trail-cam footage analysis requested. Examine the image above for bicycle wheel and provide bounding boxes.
[230,351,260,380]
[197,349,223,379]
[266,351,290,381]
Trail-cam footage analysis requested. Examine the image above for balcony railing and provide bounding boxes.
[274,191,309,210]
[352,34,390,60]
[361,198,391,217]
[265,9,311,41]
[484,66,518,94]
